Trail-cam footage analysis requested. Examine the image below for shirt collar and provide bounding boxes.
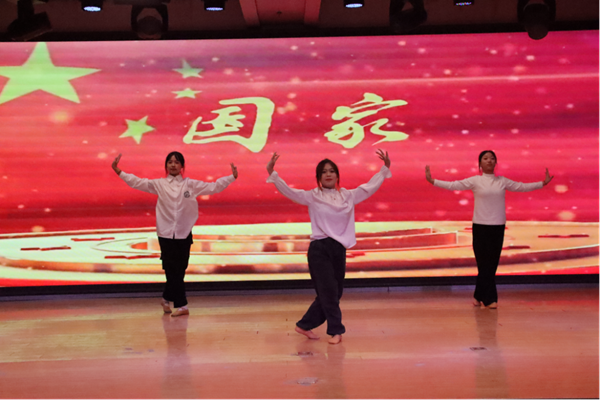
[166,174,184,183]
[482,173,495,178]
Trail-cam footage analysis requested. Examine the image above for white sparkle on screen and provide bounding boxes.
[224,68,234,75]
[98,153,107,159]
[82,140,88,144]
[18,204,24,209]
[99,121,107,127]
[31,226,44,233]
[200,195,210,201]
[417,48,426,54]
[572,206,578,209]
[511,129,519,134]
[212,57,220,62]
[2,176,7,179]
[290,77,302,84]
[435,210,446,217]
[558,210,575,221]
[452,114,459,119]
[290,45,299,51]
[462,130,469,135]
[310,41,315,45]
[426,139,432,143]
[450,168,458,173]
[566,104,574,109]
[512,110,521,115]
[287,93,297,99]
[489,49,497,55]
[376,203,389,210]
[558,58,570,64]
[444,69,452,75]
[311,52,318,57]
[526,55,535,61]
[341,150,348,154]
[459,199,469,206]
[398,41,406,46]
[554,184,568,194]
[44,208,51,213]
[461,89,468,93]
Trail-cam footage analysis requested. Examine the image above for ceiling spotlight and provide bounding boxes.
[203,0,226,11]
[454,0,473,5]
[390,0,427,33]
[518,0,555,40]
[81,0,103,12]
[344,0,364,8]
[7,0,52,41]
[131,5,169,39]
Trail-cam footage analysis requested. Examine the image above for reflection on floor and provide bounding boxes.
[0,283,598,399]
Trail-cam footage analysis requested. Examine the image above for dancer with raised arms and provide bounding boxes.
[425,150,553,309]
[112,151,238,316]
[266,150,392,344]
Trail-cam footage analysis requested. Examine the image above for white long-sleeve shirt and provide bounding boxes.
[433,173,543,225]
[120,172,235,239]
[266,166,392,249]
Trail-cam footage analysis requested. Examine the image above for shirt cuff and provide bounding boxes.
[380,165,392,178]
[266,171,279,183]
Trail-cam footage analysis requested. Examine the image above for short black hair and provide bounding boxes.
[316,158,340,190]
[165,151,185,174]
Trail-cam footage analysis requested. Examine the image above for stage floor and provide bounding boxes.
[0,283,598,399]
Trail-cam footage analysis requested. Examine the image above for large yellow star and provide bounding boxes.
[173,60,203,78]
[0,42,100,105]
[172,88,202,99]
[119,116,155,144]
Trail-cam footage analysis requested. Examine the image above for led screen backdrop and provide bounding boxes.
[0,31,598,287]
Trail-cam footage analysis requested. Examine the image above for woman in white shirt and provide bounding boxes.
[112,151,238,317]
[266,150,392,344]
[425,150,553,309]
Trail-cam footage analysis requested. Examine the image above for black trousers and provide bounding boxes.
[158,233,193,308]
[472,223,505,306]
[297,237,347,336]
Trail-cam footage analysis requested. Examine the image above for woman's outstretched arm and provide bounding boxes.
[113,154,158,194]
[350,149,392,205]
[265,152,311,205]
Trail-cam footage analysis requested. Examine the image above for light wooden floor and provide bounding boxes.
[0,284,598,399]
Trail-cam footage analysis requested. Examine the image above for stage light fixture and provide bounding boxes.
[518,0,555,40]
[131,4,169,39]
[7,0,52,41]
[81,0,103,12]
[390,0,427,33]
[203,0,226,11]
[454,0,473,5]
[344,0,364,8]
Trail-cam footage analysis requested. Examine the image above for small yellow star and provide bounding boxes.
[173,60,203,79]
[119,116,155,144]
[172,88,202,99]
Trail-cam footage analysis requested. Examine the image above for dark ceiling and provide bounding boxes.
[0,0,598,42]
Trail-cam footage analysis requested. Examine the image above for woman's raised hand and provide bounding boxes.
[425,165,434,184]
[376,149,390,168]
[267,152,280,175]
[112,154,122,175]
[230,163,238,179]
[543,168,554,186]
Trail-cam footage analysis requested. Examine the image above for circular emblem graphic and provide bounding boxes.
[184,191,191,198]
